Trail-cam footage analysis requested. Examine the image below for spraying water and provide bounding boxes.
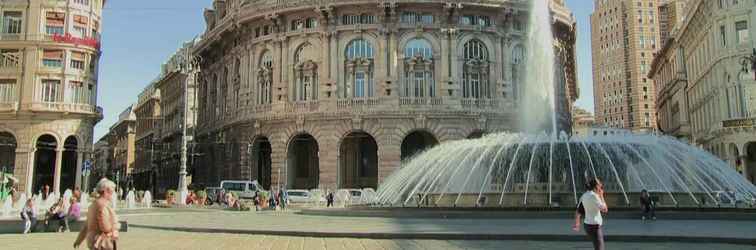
[521,0,557,134]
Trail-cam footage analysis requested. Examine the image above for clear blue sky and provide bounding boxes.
[93,0,595,140]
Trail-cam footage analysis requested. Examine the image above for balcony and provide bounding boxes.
[0,33,21,41]
[399,97,444,106]
[24,102,100,115]
[0,102,18,112]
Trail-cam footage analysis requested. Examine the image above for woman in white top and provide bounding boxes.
[573,178,608,250]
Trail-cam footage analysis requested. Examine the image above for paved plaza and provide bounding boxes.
[118,209,756,243]
[1,228,755,250]
[2,208,755,249]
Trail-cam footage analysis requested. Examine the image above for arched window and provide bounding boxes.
[462,39,490,99]
[221,67,229,114]
[294,43,318,101]
[403,38,435,97]
[344,39,374,98]
[257,50,273,105]
[511,45,524,100]
[233,58,241,110]
[211,73,218,116]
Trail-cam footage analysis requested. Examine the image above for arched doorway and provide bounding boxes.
[61,136,78,192]
[0,132,16,178]
[746,142,756,184]
[250,137,272,190]
[33,135,57,195]
[400,130,439,161]
[287,134,319,189]
[467,130,486,139]
[339,132,378,189]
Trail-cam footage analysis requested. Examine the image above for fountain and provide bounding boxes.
[372,0,756,209]
[1,196,12,218]
[111,192,118,210]
[14,193,26,210]
[79,192,89,210]
[126,190,136,209]
[62,189,72,204]
[374,133,756,208]
[143,191,152,209]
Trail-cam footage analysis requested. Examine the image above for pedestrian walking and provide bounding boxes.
[326,191,334,207]
[20,198,37,234]
[74,178,121,250]
[640,189,655,221]
[573,178,608,250]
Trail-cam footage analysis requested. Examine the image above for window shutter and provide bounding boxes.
[43,50,64,60]
[74,15,89,27]
[46,12,65,26]
[72,51,85,60]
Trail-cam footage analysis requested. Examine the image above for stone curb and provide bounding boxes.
[128,224,756,246]
[298,209,756,221]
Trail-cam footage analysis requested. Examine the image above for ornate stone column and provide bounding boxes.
[53,147,63,195]
[75,150,84,189]
[25,147,36,196]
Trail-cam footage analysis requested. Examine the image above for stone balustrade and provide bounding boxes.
[23,102,101,115]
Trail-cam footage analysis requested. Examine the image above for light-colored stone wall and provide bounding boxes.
[650,0,756,184]
[188,0,577,190]
[0,0,104,195]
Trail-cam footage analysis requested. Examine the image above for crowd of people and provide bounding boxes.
[19,186,83,234]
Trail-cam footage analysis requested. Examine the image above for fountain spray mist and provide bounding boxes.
[521,0,557,134]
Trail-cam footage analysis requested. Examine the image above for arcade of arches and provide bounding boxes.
[196,127,458,191]
[29,134,82,195]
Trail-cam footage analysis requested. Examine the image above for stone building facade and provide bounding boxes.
[0,0,104,195]
[132,82,160,193]
[191,0,577,191]
[649,0,756,184]
[108,105,136,191]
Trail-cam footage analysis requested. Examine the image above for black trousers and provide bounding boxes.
[584,223,605,250]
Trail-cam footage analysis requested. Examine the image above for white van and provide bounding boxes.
[220,180,264,200]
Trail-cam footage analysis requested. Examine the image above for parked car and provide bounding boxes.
[220,180,264,200]
[286,189,312,203]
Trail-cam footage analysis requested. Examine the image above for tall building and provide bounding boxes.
[190,0,577,191]
[591,0,669,132]
[650,0,756,184]
[0,0,105,195]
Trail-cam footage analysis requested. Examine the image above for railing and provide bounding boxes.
[0,102,18,112]
[461,98,500,109]
[285,101,320,113]
[336,98,382,111]
[399,97,443,106]
[24,102,99,114]
[0,33,21,41]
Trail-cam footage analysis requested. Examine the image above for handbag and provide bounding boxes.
[94,233,115,250]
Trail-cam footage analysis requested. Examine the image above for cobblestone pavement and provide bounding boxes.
[2,228,755,250]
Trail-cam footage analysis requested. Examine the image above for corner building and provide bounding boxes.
[192,0,577,191]
[0,0,104,196]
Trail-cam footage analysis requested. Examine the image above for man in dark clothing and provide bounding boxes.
[640,189,655,220]
[326,192,334,207]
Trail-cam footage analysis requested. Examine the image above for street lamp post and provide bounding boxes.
[177,53,201,206]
